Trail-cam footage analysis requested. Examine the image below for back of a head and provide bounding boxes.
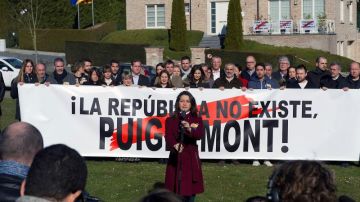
[140,189,182,202]
[271,161,337,202]
[25,144,87,201]
[0,122,43,165]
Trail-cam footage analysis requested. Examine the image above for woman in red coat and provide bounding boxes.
[165,91,204,202]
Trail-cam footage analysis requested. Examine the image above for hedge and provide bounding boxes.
[65,41,147,66]
[19,22,117,52]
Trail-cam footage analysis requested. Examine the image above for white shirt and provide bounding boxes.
[213,69,221,81]
[132,73,139,85]
[298,80,308,89]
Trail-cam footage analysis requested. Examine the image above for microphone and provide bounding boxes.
[180,110,187,120]
[179,110,187,144]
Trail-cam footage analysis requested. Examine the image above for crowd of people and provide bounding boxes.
[3,54,360,166]
[0,122,355,202]
[6,55,360,121]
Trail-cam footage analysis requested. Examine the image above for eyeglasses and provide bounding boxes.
[246,61,255,64]
[320,63,327,65]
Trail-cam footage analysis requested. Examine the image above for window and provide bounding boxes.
[302,0,324,19]
[211,2,216,33]
[185,3,190,15]
[146,4,165,28]
[269,0,290,21]
[349,1,353,24]
[340,0,344,22]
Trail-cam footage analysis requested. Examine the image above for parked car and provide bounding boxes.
[0,57,22,87]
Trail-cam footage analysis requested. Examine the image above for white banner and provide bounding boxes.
[19,85,360,161]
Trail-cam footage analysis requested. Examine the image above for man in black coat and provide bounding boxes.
[240,55,257,81]
[271,56,290,83]
[213,63,243,89]
[0,71,5,117]
[0,122,43,201]
[306,56,330,88]
[320,62,345,89]
[286,65,317,89]
[110,59,122,85]
[341,62,360,89]
[131,59,150,87]
[211,56,225,81]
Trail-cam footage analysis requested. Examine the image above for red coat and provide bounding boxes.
[164,113,204,196]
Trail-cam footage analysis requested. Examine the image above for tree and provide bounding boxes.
[224,0,244,50]
[7,0,44,63]
[169,0,187,51]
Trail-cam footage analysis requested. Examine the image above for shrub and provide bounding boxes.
[19,22,116,52]
[65,41,146,66]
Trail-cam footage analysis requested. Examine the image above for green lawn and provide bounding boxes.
[1,98,359,201]
[101,29,204,60]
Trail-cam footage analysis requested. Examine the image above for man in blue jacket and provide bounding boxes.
[248,63,279,90]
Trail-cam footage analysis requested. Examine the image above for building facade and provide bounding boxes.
[126,0,359,61]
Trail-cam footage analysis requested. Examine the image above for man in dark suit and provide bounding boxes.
[320,62,345,89]
[272,56,290,83]
[131,59,150,87]
[110,59,122,85]
[240,55,257,81]
[0,71,5,117]
[286,64,317,89]
[211,56,225,81]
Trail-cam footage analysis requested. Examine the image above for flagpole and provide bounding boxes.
[92,0,95,26]
[77,4,80,29]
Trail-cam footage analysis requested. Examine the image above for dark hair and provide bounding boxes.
[25,144,87,201]
[180,56,191,62]
[103,64,112,73]
[187,65,205,82]
[164,60,174,66]
[131,59,142,66]
[71,60,85,73]
[88,68,102,83]
[81,58,92,64]
[110,59,119,65]
[174,91,198,117]
[0,122,43,162]
[18,59,36,82]
[53,57,64,65]
[140,189,182,202]
[271,161,337,202]
[155,70,172,88]
[256,63,265,70]
[296,64,307,72]
[156,63,165,76]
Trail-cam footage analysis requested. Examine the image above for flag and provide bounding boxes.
[71,0,92,6]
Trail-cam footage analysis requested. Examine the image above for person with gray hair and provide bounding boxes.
[0,122,44,201]
[271,56,290,83]
[35,63,57,85]
[320,62,345,89]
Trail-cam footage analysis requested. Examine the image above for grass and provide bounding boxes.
[1,97,359,201]
[101,29,204,60]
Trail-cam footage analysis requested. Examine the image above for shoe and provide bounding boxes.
[218,160,226,166]
[252,160,260,166]
[264,160,273,167]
